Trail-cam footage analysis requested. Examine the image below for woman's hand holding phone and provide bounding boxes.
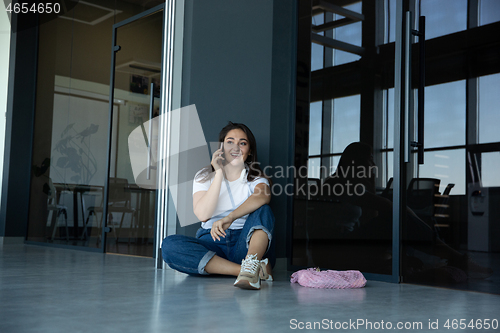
[211,142,224,171]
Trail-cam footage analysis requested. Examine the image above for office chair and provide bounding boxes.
[406,178,441,226]
[47,179,69,242]
[83,178,137,244]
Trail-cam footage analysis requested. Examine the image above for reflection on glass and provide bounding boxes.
[380,151,393,187]
[419,149,465,195]
[421,0,467,40]
[309,102,322,156]
[479,0,500,26]
[308,157,321,179]
[425,81,465,148]
[331,95,360,153]
[331,2,362,66]
[26,1,160,253]
[105,10,163,256]
[402,149,495,290]
[334,50,361,67]
[27,4,115,247]
[386,0,397,43]
[301,142,392,275]
[329,156,341,177]
[297,0,499,294]
[384,88,394,149]
[311,43,324,72]
[481,152,500,187]
[478,74,500,144]
[311,14,324,71]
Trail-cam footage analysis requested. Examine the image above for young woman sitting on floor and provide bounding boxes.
[162,122,275,290]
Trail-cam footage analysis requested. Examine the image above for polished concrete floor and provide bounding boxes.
[1,244,499,333]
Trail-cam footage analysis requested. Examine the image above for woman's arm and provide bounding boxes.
[210,183,271,241]
[193,169,224,221]
[193,146,227,221]
[228,182,271,221]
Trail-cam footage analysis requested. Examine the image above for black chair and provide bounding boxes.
[432,183,455,242]
[47,179,69,242]
[406,178,441,226]
[380,177,393,200]
[433,183,455,224]
[83,178,137,243]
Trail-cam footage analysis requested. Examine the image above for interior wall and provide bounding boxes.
[179,0,274,240]
[177,0,297,260]
[181,0,273,164]
[0,10,38,239]
[269,0,297,260]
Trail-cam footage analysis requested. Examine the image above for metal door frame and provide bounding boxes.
[104,2,173,255]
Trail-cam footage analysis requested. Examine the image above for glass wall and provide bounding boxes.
[26,0,163,256]
[398,1,499,293]
[478,74,500,144]
[311,2,362,70]
[479,0,500,26]
[417,81,466,195]
[311,14,324,71]
[420,0,467,39]
[294,0,395,277]
[295,0,500,292]
[330,2,362,66]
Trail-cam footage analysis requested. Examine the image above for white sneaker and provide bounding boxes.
[234,254,261,290]
[259,258,273,281]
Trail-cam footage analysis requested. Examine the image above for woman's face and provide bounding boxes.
[223,129,251,166]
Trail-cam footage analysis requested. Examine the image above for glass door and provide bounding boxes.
[293,0,499,290]
[26,1,164,251]
[397,0,499,293]
[101,5,164,256]
[292,0,398,282]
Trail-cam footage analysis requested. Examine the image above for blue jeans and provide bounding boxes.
[162,205,275,275]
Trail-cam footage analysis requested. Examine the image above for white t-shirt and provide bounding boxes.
[192,167,270,230]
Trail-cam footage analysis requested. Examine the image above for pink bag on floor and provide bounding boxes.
[291,268,367,289]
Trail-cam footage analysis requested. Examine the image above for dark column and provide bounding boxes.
[360,0,385,147]
[269,0,298,261]
[0,12,38,240]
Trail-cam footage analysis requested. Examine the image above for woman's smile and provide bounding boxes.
[223,129,250,165]
[230,152,242,158]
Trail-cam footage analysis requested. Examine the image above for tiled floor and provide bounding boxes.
[1,244,499,333]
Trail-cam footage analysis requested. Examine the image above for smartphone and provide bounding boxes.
[218,142,224,164]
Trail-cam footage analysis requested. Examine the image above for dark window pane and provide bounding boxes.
[311,14,324,71]
[308,157,321,179]
[332,2,362,66]
[478,74,500,144]
[387,0,397,43]
[424,81,466,148]
[331,95,360,154]
[481,152,500,187]
[421,0,467,39]
[385,88,395,149]
[309,102,323,156]
[480,0,500,26]
[419,149,465,195]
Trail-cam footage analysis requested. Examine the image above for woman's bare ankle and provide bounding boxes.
[205,255,241,276]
